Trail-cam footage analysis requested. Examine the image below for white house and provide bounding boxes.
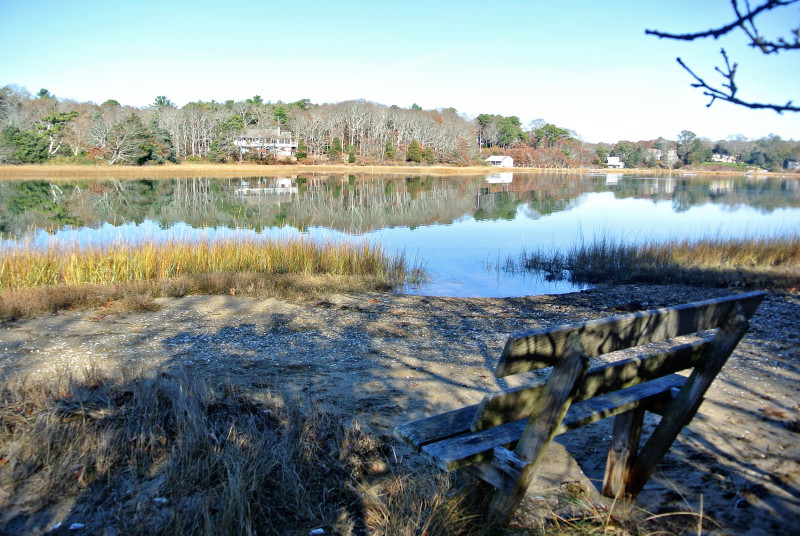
[606,156,625,169]
[712,153,739,164]
[486,155,513,168]
[234,127,298,157]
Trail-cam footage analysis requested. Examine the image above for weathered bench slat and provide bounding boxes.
[494,291,765,377]
[394,403,478,448]
[472,338,712,431]
[421,373,687,471]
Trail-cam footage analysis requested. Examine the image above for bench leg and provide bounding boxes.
[626,304,749,497]
[484,332,589,523]
[602,406,644,498]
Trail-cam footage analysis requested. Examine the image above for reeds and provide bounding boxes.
[0,237,419,290]
[505,234,800,289]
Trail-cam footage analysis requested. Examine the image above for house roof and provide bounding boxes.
[486,155,512,162]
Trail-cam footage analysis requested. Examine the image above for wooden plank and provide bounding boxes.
[626,303,751,497]
[472,339,710,431]
[602,407,644,498]
[421,374,687,471]
[485,332,590,522]
[494,291,765,377]
[394,404,478,449]
[463,447,530,495]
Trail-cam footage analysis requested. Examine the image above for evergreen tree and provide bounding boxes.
[296,139,308,160]
[406,139,423,163]
[385,140,396,160]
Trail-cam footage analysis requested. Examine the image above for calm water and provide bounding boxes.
[2,173,799,297]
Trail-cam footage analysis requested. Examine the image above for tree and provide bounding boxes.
[1,125,49,163]
[676,130,712,165]
[422,146,435,164]
[106,114,150,165]
[38,110,78,155]
[647,0,800,113]
[35,88,54,100]
[329,137,343,158]
[210,114,245,162]
[273,104,288,126]
[385,140,396,160]
[532,123,572,149]
[296,139,308,160]
[611,141,644,168]
[410,103,423,111]
[151,96,176,111]
[596,145,609,165]
[406,139,423,162]
[290,98,311,110]
[496,116,525,147]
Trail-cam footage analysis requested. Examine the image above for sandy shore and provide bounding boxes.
[1,284,798,534]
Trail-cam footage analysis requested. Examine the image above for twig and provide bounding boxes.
[676,51,800,113]
[646,0,800,54]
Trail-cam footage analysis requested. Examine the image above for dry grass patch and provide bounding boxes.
[0,367,478,536]
[0,273,398,319]
[503,234,800,290]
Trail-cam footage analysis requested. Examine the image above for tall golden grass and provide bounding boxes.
[505,234,800,289]
[0,237,418,291]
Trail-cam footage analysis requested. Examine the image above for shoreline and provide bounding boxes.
[1,163,798,179]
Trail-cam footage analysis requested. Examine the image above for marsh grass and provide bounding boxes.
[504,235,800,289]
[0,238,424,317]
[0,367,701,536]
[0,367,476,535]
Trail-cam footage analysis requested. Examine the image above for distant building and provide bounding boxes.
[234,127,297,157]
[786,160,799,170]
[486,155,514,168]
[606,156,625,168]
[712,153,739,164]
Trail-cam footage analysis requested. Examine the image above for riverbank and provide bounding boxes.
[1,162,798,180]
[1,285,798,535]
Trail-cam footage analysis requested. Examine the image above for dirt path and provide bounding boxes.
[1,285,798,535]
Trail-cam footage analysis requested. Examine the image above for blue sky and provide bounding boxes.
[1,0,798,143]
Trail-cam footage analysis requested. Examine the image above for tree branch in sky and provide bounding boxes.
[647,0,800,113]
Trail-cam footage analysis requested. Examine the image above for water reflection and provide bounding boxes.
[1,173,799,297]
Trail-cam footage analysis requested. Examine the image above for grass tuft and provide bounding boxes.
[503,234,800,289]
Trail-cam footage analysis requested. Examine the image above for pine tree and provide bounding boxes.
[406,139,423,163]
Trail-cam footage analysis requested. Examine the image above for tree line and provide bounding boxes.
[0,84,798,170]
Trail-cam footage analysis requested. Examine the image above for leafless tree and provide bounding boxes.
[647,0,800,112]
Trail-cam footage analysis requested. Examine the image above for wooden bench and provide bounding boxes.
[395,291,766,523]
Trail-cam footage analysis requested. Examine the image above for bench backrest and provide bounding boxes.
[471,291,765,432]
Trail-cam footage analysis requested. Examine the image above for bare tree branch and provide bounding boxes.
[649,0,799,112]
[646,0,800,54]
[676,50,800,113]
